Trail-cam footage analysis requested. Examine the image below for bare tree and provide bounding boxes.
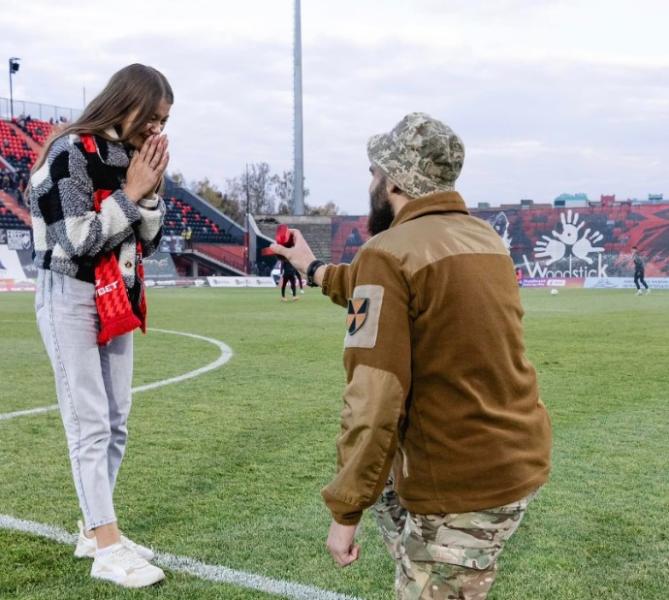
[168,171,187,187]
[172,164,335,219]
[193,177,244,224]
[271,169,311,214]
[242,162,276,214]
[306,200,339,216]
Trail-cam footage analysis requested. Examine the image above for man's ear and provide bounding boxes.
[385,178,400,195]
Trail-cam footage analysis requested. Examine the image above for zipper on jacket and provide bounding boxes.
[400,445,409,478]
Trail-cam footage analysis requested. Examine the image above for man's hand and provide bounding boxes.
[326,520,360,567]
[269,229,316,275]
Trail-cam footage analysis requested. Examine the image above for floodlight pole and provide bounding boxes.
[8,57,20,120]
[245,164,251,273]
[292,0,305,215]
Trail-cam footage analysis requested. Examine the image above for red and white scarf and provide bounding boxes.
[80,134,147,345]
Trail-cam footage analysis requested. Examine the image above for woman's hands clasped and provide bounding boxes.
[124,135,169,202]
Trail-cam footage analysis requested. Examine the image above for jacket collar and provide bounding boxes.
[390,191,469,228]
[95,127,131,168]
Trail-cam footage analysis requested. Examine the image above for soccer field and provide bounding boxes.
[0,288,667,600]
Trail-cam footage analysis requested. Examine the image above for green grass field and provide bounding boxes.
[1,287,668,600]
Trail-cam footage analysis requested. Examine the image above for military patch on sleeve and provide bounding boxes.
[344,285,384,349]
[346,298,369,335]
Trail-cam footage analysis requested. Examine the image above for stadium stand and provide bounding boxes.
[163,178,244,245]
[164,196,236,243]
[0,195,27,229]
[0,190,30,227]
[0,120,36,176]
[22,119,55,145]
[0,115,256,275]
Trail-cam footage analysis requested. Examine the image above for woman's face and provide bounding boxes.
[121,98,172,149]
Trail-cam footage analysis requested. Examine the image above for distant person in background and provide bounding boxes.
[181,225,193,250]
[280,259,299,301]
[30,63,172,589]
[632,245,650,295]
[16,173,27,205]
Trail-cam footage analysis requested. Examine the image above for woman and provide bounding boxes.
[30,64,172,588]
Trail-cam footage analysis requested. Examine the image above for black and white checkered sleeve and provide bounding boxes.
[31,137,142,259]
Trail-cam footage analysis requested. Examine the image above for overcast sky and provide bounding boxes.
[2,0,668,213]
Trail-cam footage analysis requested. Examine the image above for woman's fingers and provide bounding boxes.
[138,134,153,162]
[150,137,168,170]
[158,150,170,174]
[145,135,162,168]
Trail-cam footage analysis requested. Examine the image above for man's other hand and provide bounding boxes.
[326,521,360,567]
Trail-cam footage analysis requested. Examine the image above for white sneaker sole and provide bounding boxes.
[91,567,165,588]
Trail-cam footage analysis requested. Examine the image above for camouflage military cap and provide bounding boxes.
[367,112,465,198]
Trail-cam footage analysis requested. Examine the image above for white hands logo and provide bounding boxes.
[554,209,585,245]
[534,236,566,265]
[533,209,605,265]
[572,228,605,264]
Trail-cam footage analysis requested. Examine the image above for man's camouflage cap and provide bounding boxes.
[367,112,465,198]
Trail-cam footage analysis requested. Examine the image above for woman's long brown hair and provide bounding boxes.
[32,63,173,172]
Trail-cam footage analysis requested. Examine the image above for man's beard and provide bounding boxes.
[368,179,395,236]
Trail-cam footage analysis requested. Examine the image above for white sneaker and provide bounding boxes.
[91,543,164,588]
[645,288,651,295]
[74,520,155,561]
[636,290,643,295]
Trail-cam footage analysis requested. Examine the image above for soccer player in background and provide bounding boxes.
[272,113,552,599]
[280,258,299,301]
[632,245,650,295]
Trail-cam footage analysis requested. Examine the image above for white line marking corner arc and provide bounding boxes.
[133,328,233,393]
[0,328,233,422]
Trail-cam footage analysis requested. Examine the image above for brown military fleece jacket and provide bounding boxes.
[320,192,552,525]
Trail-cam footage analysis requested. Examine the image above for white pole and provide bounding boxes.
[292,0,305,215]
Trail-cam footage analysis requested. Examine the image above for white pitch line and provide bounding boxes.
[0,328,233,422]
[0,514,362,600]
[133,328,233,393]
[0,404,59,421]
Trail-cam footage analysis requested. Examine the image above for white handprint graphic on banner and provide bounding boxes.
[533,210,605,266]
[534,236,566,265]
[572,229,605,264]
[553,209,585,246]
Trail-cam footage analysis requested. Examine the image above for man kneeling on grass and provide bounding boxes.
[272,113,552,599]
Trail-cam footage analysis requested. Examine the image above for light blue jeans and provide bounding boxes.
[35,269,133,530]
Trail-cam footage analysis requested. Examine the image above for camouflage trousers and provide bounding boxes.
[371,481,537,600]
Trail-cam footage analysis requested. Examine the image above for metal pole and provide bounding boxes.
[292,0,305,215]
[245,164,251,273]
[8,59,14,120]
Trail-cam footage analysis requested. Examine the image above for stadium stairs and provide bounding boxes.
[8,120,42,153]
[0,191,30,226]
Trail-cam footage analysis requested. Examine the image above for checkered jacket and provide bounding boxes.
[30,130,165,287]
